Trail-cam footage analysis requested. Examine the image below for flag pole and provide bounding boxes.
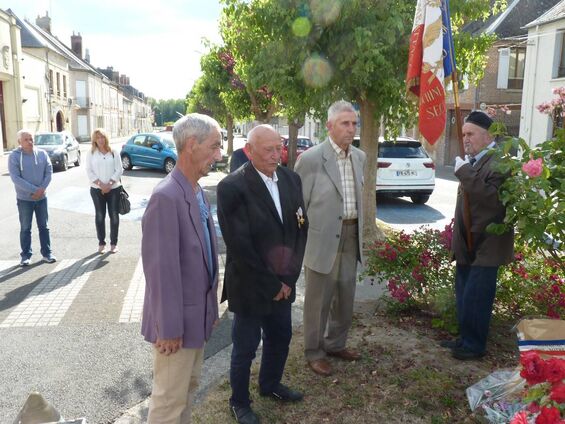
[446,8,473,252]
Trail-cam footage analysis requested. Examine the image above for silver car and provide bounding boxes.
[34,131,81,171]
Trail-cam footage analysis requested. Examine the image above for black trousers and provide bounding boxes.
[229,301,292,408]
[90,187,120,246]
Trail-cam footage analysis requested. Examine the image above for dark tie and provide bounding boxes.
[469,157,476,166]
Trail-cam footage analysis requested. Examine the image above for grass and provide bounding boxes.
[192,301,519,424]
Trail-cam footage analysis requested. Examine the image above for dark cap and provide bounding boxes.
[465,111,493,130]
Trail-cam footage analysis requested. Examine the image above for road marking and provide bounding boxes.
[0,257,100,328]
[119,258,145,323]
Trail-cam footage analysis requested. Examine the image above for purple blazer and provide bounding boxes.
[141,168,219,349]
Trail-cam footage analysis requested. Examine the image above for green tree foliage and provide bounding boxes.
[213,0,502,243]
[151,99,186,126]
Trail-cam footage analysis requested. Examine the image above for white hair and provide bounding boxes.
[17,129,34,142]
[327,100,356,122]
[172,113,220,151]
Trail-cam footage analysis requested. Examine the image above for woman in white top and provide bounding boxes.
[86,128,123,253]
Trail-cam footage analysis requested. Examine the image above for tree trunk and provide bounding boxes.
[287,117,304,170]
[226,114,234,155]
[358,98,385,247]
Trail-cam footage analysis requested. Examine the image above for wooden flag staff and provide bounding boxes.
[447,42,473,252]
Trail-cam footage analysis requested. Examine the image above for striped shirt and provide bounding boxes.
[329,138,357,219]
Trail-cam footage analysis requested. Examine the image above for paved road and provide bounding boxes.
[376,167,458,233]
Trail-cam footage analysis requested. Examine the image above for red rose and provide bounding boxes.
[521,352,547,386]
[528,402,541,414]
[536,406,561,424]
[545,358,565,384]
[551,382,565,404]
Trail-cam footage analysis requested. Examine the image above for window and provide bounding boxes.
[63,75,67,98]
[497,47,526,89]
[558,32,565,78]
[508,48,525,89]
[56,72,60,96]
[49,70,53,94]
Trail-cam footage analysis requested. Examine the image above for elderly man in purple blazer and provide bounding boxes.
[141,113,223,423]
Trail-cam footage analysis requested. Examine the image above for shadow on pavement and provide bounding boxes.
[376,196,445,225]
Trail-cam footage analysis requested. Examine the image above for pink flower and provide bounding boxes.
[522,158,543,178]
[510,411,529,424]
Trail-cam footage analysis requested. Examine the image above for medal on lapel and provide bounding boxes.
[296,207,305,228]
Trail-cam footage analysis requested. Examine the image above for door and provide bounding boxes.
[144,135,164,168]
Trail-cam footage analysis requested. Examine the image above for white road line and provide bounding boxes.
[0,257,99,328]
[119,258,145,323]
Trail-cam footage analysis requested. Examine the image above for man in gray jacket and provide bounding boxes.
[8,129,56,266]
[294,100,366,377]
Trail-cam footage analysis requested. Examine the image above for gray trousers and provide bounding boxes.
[303,221,358,361]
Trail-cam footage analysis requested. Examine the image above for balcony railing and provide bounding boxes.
[75,97,91,109]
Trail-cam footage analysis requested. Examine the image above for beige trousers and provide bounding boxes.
[147,345,204,424]
[303,221,358,361]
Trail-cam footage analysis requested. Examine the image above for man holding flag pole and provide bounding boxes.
[406,0,514,360]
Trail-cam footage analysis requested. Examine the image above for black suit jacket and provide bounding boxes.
[217,162,308,316]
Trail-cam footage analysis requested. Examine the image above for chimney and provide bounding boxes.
[112,71,119,83]
[119,74,127,85]
[71,32,82,59]
[85,48,90,63]
[36,12,51,33]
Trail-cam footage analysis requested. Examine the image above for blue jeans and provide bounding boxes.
[455,264,499,354]
[90,187,120,246]
[17,197,51,260]
[229,301,292,408]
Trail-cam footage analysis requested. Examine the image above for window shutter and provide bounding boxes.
[497,48,510,89]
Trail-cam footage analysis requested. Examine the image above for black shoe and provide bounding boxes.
[260,383,304,402]
[231,405,260,424]
[451,346,485,360]
[439,339,461,349]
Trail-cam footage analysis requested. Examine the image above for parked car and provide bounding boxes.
[34,131,81,171]
[354,136,435,204]
[121,132,177,174]
[280,135,313,166]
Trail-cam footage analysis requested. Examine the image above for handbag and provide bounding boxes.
[118,186,131,215]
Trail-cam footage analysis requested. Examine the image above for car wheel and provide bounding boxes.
[61,155,68,171]
[121,154,133,170]
[411,194,430,204]
[164,158,176,174]
[74,151,81,167]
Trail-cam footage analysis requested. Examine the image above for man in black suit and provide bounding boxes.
[217,125,308,424]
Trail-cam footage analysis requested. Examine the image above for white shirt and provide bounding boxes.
[255,167,283,223]
[86,148,123,189]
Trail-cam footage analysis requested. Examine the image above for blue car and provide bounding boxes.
[120,132,177,174]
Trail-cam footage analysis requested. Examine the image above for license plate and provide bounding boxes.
[396,170,417,176]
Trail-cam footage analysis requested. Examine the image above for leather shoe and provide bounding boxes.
[260,383,303,402]
[308,358,332,376]
[451,346,485,361]
[231,405,260,424]
[327,348,361,361]
[439,339,461,349]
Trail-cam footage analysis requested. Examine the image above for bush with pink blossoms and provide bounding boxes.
[489,88,564,275]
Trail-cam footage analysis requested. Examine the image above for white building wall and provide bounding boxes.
[520,21,565,147]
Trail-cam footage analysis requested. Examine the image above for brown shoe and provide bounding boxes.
[308,358,332,376]
[327,348,361,361]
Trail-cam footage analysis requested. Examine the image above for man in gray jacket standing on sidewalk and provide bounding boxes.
[8,129,56,266]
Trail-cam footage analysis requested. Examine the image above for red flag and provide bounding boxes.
[406,0,455,146]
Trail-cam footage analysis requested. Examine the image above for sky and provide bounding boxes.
[4,0,223,100]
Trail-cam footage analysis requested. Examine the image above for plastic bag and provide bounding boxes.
[466,369,526,423]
